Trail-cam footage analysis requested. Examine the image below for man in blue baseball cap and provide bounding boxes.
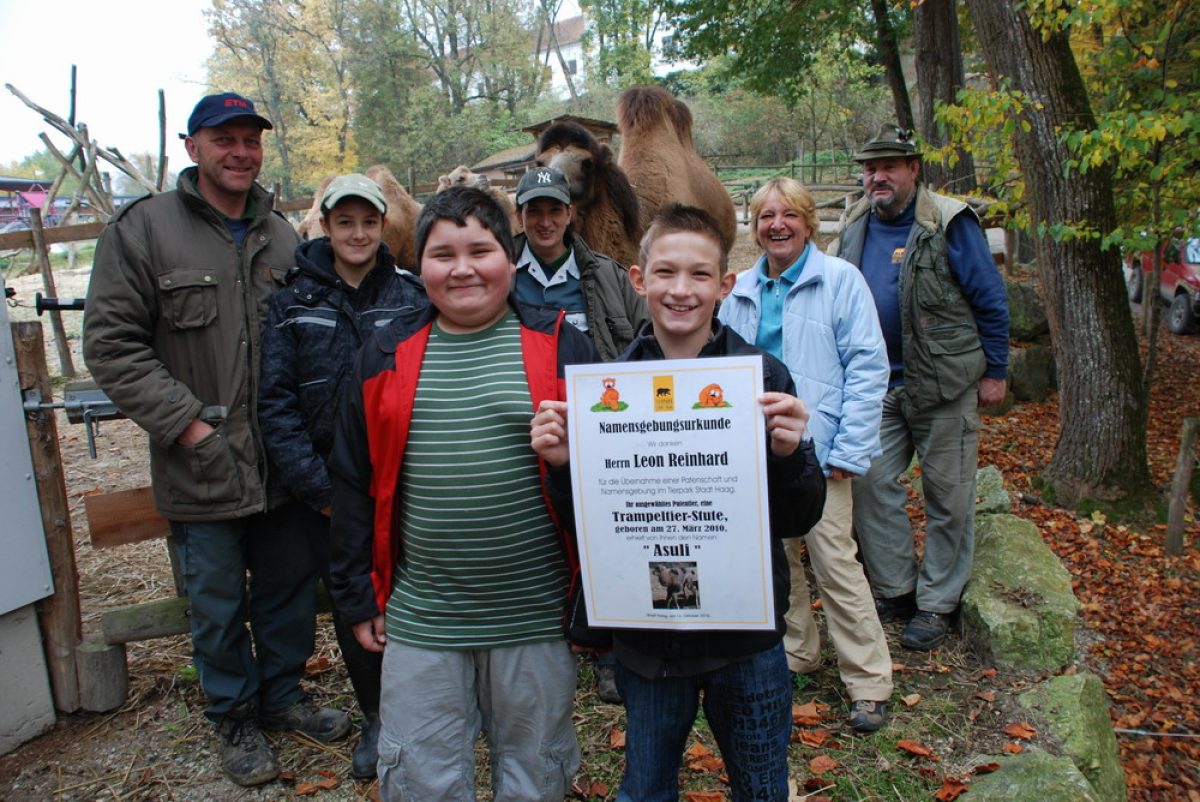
[84,93,350,788]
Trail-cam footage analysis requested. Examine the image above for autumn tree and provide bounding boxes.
[964,0,1153,507]
[913,0,975,191]
[579,0,665,86]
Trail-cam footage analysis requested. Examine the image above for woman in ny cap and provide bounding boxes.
[512,165,648,363]
[258,173,427,779]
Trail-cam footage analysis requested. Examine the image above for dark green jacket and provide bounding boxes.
[83,168,299,521]
[832,186,988,412]
[514,231,648,361]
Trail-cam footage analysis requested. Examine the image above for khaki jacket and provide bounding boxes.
[831,186,987,412]
[83,168,299,521]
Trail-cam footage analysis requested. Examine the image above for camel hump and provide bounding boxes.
[617,85,689,144]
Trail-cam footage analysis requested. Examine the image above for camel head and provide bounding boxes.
[437,165,491,192]
[535,121,615,208]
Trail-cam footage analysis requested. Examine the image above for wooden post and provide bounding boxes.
[28,208,77,378]
[1166,417,1199,557]
[14,321,81,712]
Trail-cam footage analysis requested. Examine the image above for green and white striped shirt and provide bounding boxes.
[385,312,568,648]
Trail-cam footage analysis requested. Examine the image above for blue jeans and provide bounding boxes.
[615,644,792,802]
[171,502,317,722]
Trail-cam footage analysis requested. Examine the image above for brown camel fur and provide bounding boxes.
[616,86,737,253]
[534,122,642,267]
[436,165,519,234]
[296,164,423,271]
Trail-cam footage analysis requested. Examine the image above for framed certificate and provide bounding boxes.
[564,355,774,630]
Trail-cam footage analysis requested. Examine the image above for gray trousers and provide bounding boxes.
[377,639,580,801]
[852,385,980,614]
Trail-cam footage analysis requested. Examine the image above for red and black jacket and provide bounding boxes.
[327,297,600,627]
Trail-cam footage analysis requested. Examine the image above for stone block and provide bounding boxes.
[967,749,1101,801]
[1006,279,1050,341]
[1018,673,1127,802]
[975,465,1011,515]
[1009,344,1057,402]
[962,514,1078,674]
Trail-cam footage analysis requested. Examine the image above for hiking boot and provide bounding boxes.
[350,714,381,780]
[217,708,280,787]
[596,663,623,704]
[874,591,916,624]
[848,700,888,733]
[260,698,352,742]
[900,610,952,650]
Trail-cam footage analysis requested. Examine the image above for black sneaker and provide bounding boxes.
[874,591,917,623]
[900,610,952,650]
[260,698,352,742]
[217,708,280,787]
[596,663,623,704]
[350,714,380,780]
[848,700,888,733]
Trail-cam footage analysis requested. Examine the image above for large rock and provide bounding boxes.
[1006,279,1049,341]
[967,749,1102,801]
[1009,344,1057,402]
[961,514,1078,673]
[975,465,1011,515]
[1018,674,1127,802]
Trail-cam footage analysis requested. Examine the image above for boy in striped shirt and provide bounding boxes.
[328,187,599,799]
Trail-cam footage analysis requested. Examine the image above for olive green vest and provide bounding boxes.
[832,186,986,411]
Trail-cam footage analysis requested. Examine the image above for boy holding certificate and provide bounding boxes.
[532,204,826,802]
[329,187,598,800]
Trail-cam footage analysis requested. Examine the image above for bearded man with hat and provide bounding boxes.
[84,92,350,787]
[830,126,1009,651]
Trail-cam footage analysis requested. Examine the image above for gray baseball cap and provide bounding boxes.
[516,166,572,206]
[320,173,388,214]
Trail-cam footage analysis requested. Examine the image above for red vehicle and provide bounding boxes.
[1125,236,1200,334]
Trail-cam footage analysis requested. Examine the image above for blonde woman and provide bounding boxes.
[718,177,893,732]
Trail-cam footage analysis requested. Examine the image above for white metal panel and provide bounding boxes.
[0,294,54,614]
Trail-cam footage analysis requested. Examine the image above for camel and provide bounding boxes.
[616,86,737,254]
[296,164,423,271]
[534,121,642,267]
[436,165,519,234]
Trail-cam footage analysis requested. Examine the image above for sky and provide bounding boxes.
[0,0,214,178]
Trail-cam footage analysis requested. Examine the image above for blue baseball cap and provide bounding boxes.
[182,92,273,138]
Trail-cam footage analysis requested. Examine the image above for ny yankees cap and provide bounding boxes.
[516,166,572,206]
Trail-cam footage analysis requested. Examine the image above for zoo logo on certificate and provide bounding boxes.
[564,355,774,630]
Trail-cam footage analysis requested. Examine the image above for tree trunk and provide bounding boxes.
[870,0,914,132]
[914,0,977,192]
[966,0,1153,507]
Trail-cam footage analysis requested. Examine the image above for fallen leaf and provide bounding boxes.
[305,656,332,676]
[1002,722,1037,740]
[975,690,996,703]
[1002,742,1024,754]
[798,728,832,747]
[897,739,934,757]
[977,668,998,678]
[687,755,725,773]
[892,662,909,672]
[809,754,839,774]
[609,728,626,749]
[811,598,823,610]
[974,762,1001,775]
[803,776,828,791]
[587,781,610,797]
[683,791,724,802]
[792,701,829,726]
[934,775,969,801]
[685,741,713,759]
[901,693,922,708]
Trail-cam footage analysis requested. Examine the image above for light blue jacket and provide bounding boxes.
[719,247,889,475]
